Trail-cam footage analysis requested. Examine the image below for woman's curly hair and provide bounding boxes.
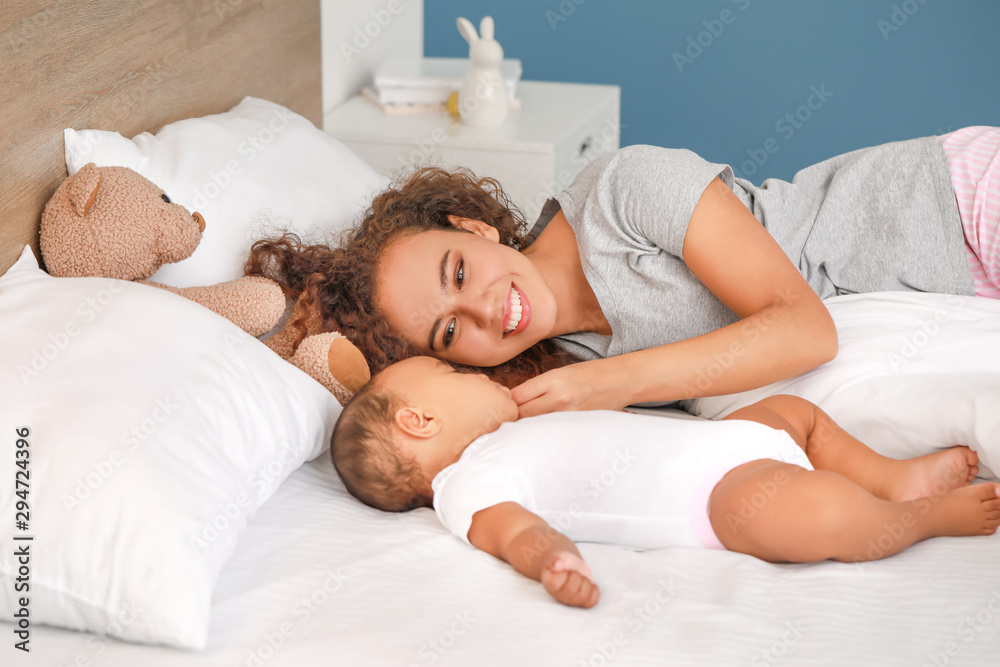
[244,165,578,387]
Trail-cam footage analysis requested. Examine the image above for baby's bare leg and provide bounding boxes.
[709,460,1000,563]
[723,395,979,502]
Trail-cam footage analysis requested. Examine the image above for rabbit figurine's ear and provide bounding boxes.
[456,17,478,43]
[479,16,494,40]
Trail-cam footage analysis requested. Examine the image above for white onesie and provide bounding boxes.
[431,410,813,551]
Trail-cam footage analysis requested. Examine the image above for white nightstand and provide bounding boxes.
[323,80,621,225]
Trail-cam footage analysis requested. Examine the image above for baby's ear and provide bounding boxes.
[394,407,440,438]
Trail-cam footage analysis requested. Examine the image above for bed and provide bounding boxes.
[2,2,1000,666]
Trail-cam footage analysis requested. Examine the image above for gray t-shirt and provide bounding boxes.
[548,139,973,362]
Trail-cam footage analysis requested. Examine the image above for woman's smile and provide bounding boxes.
[502,284,532,338]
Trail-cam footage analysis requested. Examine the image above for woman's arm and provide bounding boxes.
[467,501,600,608]
[513,178,837,417]
[631,176,838,399]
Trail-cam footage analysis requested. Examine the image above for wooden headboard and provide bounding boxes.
[0,0,322,276]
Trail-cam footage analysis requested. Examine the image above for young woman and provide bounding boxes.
[246,127,1000,417]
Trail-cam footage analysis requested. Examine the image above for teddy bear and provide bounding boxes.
[40,163,370,406]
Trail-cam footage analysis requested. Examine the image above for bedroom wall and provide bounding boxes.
[424,0,1000,182]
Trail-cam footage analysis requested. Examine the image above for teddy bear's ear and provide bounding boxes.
[68,163,102,217]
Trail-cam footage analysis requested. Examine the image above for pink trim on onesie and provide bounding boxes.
[940,127,1000,299]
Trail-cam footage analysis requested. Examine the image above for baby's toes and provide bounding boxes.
[975,483,1000,501]
[985,499,1000,519]
[966,448,980,466]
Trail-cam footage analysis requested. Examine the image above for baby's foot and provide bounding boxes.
[929,483,1000,537]
[886,446,980,502]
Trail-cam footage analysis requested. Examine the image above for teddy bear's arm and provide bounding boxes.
[141,276,286,338]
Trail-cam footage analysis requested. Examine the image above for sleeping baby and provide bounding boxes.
[331,356,1000,609]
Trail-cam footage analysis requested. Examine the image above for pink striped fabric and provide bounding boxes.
[940,126,1000,299]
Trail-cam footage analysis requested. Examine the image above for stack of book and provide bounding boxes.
[363,56,522,114]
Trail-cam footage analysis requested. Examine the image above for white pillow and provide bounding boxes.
[64,97,389,288]
[0,246,340,649]
[685,291,1000,480]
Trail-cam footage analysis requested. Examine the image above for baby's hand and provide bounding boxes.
[540,551,600,608]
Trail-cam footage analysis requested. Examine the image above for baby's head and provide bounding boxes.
[331,356,518,512]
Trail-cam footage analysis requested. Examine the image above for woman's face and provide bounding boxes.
[375,222,557,367]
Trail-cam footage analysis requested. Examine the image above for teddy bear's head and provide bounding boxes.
[41,163,206,280]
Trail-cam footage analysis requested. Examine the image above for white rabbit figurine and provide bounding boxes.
[456,16,509,128]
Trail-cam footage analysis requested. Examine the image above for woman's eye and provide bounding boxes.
[456,260,464,288]
[444,320,456,347]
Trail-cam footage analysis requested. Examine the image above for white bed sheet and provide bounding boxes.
[11,291,1000,666]
[13,452,1000,666]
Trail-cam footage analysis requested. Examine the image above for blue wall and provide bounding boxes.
[425,0,1000,182]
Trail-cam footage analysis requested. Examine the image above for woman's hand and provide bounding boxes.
[511,358,632,418]
[540,551,600,609]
